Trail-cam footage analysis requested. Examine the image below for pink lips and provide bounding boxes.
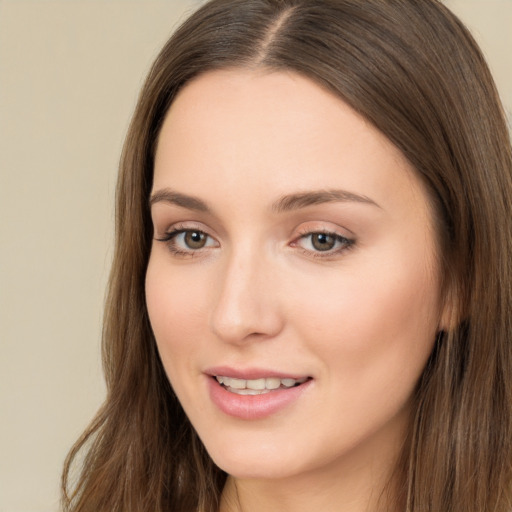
[205,367,312,420]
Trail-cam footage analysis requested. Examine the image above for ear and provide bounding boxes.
[438,277,461,332]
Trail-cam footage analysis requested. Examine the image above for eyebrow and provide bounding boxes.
[149,189,210,212]
[272,189,381,212]
[149,187,380,213]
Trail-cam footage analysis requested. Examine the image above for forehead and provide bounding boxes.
[159,69,379,152]
[153,68,428,220]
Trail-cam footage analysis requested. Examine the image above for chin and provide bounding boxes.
[202,432,306,480]
[208,444,353,483]
[213,456,302,481]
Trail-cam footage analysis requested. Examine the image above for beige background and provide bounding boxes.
[0,1,510,511]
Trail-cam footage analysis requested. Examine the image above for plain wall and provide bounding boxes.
[0,1,510,511]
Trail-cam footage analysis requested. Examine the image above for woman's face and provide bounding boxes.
[146,69,446,482]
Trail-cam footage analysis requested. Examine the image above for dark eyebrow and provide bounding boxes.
[149,188,210,212]
[272,189,381,213]
[149,187,380,214]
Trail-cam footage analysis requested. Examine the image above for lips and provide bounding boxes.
[206,368,312,420]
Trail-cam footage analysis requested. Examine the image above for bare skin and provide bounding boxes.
[146,69,448,512]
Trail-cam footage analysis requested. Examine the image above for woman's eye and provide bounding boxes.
[180,230,209,249]
[296,231,354,255]
[156,228,217,255]
[310,233,337,251]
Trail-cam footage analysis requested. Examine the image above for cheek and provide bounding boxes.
[290,247,440,390]
[145,254,208,362]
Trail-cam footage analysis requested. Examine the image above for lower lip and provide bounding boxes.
[207,377,312,420]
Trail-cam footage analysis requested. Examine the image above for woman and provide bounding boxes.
[62,1,512,511]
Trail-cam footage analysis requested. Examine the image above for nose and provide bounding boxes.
[210,248,284,345]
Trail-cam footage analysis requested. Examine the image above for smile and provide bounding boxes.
[215,376,309,395]
[207,373,313,420]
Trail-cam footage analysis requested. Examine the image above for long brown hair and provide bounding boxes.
[62,1,512,510]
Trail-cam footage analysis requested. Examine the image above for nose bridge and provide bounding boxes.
[210,243,282,344]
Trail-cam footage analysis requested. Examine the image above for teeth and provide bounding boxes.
[247,378,266,390]
[233,388,271,395]
[228,378,246,389]
[215,375,308,393]
[266,377,281,389]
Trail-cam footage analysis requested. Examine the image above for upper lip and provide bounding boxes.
[204,366,311,380]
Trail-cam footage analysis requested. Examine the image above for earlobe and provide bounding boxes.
[438,280,461,333]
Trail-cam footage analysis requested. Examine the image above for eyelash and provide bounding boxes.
[155,226,355,259]
[155,225,214,258]
[293,229,355,259]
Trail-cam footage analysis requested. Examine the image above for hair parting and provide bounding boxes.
[62,1,512,511]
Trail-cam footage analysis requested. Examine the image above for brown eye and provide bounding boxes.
[184,230,207,249]
[294,230,354,256]
[156,227,218,256]
[311,233,336,251]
